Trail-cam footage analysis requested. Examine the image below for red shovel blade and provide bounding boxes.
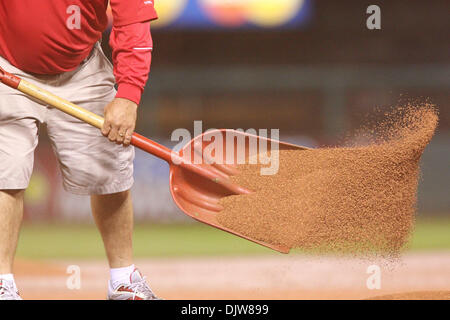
[169,129,309,254]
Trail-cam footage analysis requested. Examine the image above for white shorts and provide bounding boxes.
[0,43,134,195]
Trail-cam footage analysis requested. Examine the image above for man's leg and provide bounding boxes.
[0,71,41,299]
[47,44,157,299]
[0,190,24,274]
[91,190,134,268]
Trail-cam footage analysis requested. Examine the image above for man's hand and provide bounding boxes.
[101,98,137,146]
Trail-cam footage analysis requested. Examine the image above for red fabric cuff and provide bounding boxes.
[116,83,143,105]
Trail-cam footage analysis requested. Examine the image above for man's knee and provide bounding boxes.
[0,189,25,200]
[91,189,131,201]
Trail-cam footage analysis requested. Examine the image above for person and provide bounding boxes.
[0,1,158,300]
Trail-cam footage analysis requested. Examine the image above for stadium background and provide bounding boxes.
[14,0,450,299]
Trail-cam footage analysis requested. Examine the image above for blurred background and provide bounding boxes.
[26,0,449,222]
[19,0,449,258]
[14,0,450,300]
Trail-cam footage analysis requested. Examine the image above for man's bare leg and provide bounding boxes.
[91,189,158,299]
[0,190,24,274]
[91,190,134,268]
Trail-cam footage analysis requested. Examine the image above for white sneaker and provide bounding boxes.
[0,279,22,300]
[107,268,160,300]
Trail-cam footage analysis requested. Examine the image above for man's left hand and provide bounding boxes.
[102,98,138,146]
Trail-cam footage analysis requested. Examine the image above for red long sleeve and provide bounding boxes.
[109,22,153,105]
[109,0,157,105]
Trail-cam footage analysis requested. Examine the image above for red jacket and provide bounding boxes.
[0,0,157,104]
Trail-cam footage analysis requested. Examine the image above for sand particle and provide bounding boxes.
[217,104,438,258]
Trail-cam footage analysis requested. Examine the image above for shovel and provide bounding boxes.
[0,66,307,253]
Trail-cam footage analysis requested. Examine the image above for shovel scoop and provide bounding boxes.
[0,66,308,253]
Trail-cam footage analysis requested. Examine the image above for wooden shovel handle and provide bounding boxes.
[0,67,174,163]
[19,79,105,129]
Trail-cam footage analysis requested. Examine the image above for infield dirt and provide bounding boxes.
[14,252,450,300]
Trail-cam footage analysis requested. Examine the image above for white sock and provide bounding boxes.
[110,264,135,288]
[0,274,17,291]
